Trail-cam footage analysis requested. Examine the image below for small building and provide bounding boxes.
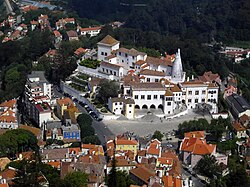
[53,30,62,44]
[226,93,250,119]
[0,99,18,129]
[56,97,74,119]
[61,121,81,141]
[79,26,102,37]
[33,102,52,127]
[97,35,120,61]
[108,97,135,119]
[66,30,79,41]
[129,166,156,186]
[232,121,248,138]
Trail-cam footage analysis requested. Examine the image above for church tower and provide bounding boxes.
[171,49,184,83]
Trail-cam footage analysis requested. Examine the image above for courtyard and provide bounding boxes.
[103,110,211,137]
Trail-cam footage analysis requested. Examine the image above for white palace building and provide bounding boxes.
[79,35,219,119]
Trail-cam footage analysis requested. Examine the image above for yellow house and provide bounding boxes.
[116,138,138,156]
[56,97,74,119]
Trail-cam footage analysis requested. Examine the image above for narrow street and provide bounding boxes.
[53,85,114,145]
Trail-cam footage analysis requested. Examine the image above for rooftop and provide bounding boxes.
[98,35,119,46]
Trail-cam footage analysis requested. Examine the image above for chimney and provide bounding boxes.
[187,77,190,82]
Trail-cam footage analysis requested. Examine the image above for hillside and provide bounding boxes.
[68,0,250,42]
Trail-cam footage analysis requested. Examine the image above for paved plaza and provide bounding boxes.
[103,110,211,137]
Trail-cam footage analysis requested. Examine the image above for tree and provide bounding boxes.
[98,79,119,102]
[194,155,221,179]
[63,171,88,187]
[82,135,101,144]
[152,130,163,141]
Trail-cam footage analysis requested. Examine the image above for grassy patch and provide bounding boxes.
[79,59,100,69]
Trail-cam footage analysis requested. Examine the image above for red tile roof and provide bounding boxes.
[80,26,102,32]
[184,131,205,139]
[180,137,216,155]
[233,121,246,131]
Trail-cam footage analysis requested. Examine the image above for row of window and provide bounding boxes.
[188,98,206,103]
[134,95,164,100]
[118,52,135,59]
[102,68,117,76]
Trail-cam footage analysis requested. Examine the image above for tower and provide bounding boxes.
[171,49,184,83]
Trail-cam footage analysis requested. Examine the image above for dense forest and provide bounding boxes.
[68,0,250,42]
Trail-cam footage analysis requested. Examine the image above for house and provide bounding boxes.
[33,102,53,127]
[56,18,75,30]
[40,148,71,163]
[108,97,135,119]
[239,114,250,127]
[0,167,16,185]
[61,121,81,142]
[66,30,78,41]
[56,97,74,119]
[74,47,86,58]
[30,20,38,31]
[106,137,139,156]
[129,165,156,186]
[224,85,237,98]
[99,61,124,77]
[0,157,11,171]
[0,99,18,129]
[97,35,120,61]
[81,144,104,156]
[79,26,102,37]
[106,157,136,174]
[226,93,250,119]
[146,139,162,159]
[162,175,182,187]
[179,135,216,168]
[232,121,248,138]
[53,30,62,44]
[198,71,221,85]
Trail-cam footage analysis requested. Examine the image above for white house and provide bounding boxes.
[79,26,102,37]
[97,35,120,61]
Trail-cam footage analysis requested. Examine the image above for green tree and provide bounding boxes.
[98,79,119,102]
[82,135,101,144]
[195,155,221,179]
[152,130,163,141]
[63,171,88,187]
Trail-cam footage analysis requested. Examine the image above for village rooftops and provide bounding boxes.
[97,35,119,46]
[130,166,155,184]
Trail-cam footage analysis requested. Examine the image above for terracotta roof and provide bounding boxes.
[74,47,86,56]
[135,60,146,66]
[117,47,146,56]
[100,61,123,70]
[233,121,246,131]
[57,97,73,107]
[53,30,61,37]
[121,74,140,85]
[239,114,249,124]
[157,157,173,165]
[180,137,216,155]
[0,184,9,187]
[0,99,17,108]
[162,176,181,187]
[181,80,206,86]
[184,131,205,138]
[80,26,101,32]
[66,30,78,38]
[129,166,155,184]
[165,89,173,97]
[0,157,11,170]
[146,56,172,67]
[98,35,119,46]
[140,69,165,76]
[0,168,16,180]
[88,77,102,87]
[116,139,138,145]
[107,158,136,167]
[170,84,182,92]
[30,20,38,25]
[198,71,220,83]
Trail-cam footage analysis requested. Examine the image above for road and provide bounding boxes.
[53,86,114,145]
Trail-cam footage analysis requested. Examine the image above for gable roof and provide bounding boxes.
[140,69,166,77]
[146,56,172,67]
[98,35,119,46]
[180,137,216,155]
[129,166,155,184]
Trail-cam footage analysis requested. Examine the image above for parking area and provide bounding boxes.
[103,110,211,137]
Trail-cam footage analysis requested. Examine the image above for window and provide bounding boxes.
[132,56,135,59]
[141,95,145,99]
[188,99,191,103]
[183,92,186,95]
[154,95,157,99]
[102,68,104,72]
[129,111,131,113]
[167,102,171,106]
[195,99,198,103]
[188,91,192,95]
[119,52,121,55]
[115,103,117,105]
[114,72,116,76]
[106,69,108,73]
[101,52,104,55]
[160,95,164,99]
[195,91,199,95]
[202,90,206,94]
[202,99,205,102]
[125,54,128,57]
[110,70,113,74]
[147,95,151,100]
[147,78,150,82]
[105,52,107,56]
[155,78,159,82]
[120,102,122,105]
[135,95,138,99]
[129,104,132,107]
